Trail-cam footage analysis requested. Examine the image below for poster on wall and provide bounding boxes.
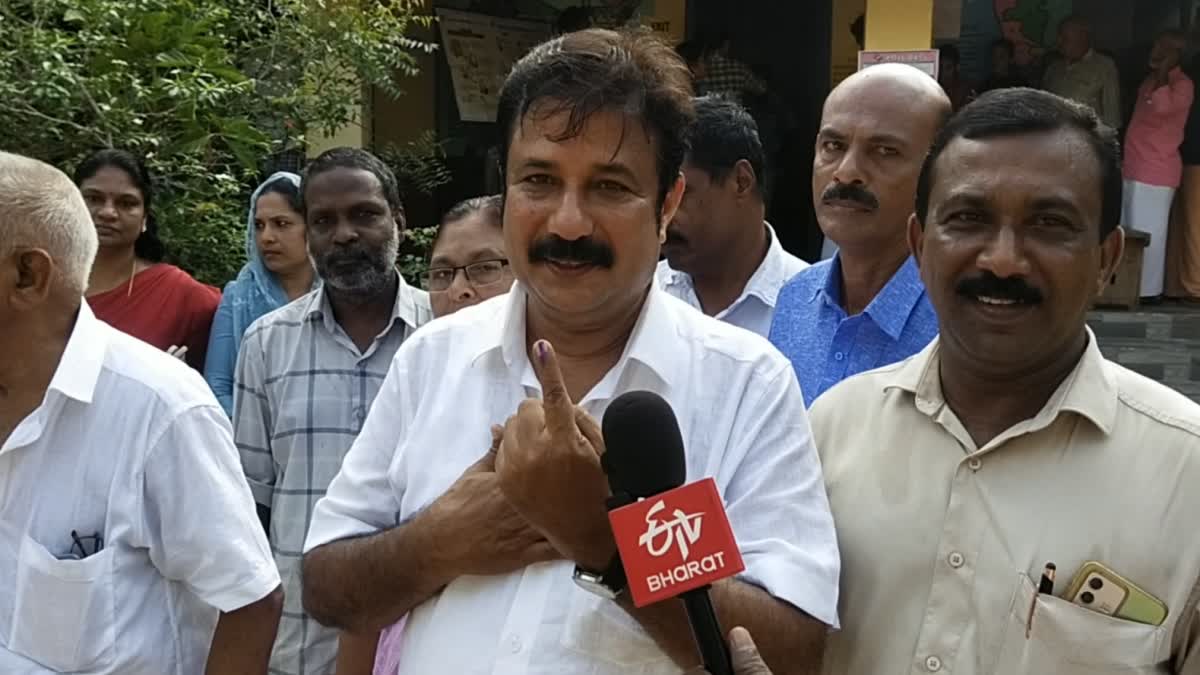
[436,9,551,123]
[958,0,1073,81]
[858,49,940,79]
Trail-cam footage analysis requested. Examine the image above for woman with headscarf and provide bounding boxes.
[78,149,221,371]
[205,172,317,416]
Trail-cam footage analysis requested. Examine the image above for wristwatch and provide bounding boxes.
[572,553,628,600]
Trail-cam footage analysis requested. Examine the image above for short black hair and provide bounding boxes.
[258,175,303,214]
[301,147,403,218]
[73,148,166,262]
[916,87,1122,240]
[433,195,502,250]
[939,44,961,65]
[686,95,766,198]
[495,28,695,211]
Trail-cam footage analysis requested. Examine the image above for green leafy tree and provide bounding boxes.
[0,0,442,285]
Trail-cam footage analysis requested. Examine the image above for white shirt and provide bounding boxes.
[305,283,840,675]
[656,223,809,337]
[0,303,280,675]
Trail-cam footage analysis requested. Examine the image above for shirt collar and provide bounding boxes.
[474,281,682,396]
[305,273,426,334]
[48,302,108,404]
[661,222,794,309]
[884,327,1118,436]
[815,255,926,340]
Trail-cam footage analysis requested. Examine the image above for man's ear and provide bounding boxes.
[907,212,926,269]
[7,248,56,311]
[394,207,408,245]
[658,172,686,243]
[1095,226,1126,297]
[733,159,757,199]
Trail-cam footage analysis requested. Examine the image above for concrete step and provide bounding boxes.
[1087,307,1200,403]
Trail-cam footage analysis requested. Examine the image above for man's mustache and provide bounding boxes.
[821,182,880,211]
[956,271,1044,304]
[529,235,615,268]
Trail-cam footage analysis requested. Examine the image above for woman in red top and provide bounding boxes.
[75,150,220,370]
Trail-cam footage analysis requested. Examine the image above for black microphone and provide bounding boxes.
[601,390,734,675]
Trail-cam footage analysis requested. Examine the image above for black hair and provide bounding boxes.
[556,6,592,34]
[686,95,767,197]
[432,195,503,250]
[73,149,166,262]
[301,147,403,219]
[675,40,706,67]
[939,44,961,65]
[257,176,303,215]
[495,28,695,211]
[916,87,1122,241]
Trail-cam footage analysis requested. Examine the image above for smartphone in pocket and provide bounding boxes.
[1063,561,1168,626]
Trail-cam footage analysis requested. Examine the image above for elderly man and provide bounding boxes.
[813,88,1200,674]
[233,147,432,675]
[1043,15,1122,130]
[769,64,947,406]
[301,28,839,674]
[1123,29,1194,301]
[0,152,282,673]
[658,95,808,337]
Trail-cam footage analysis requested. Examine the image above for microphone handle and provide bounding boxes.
[681,586,732,675]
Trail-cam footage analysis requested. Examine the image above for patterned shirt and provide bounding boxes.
[695,52,766,106]
[1043,49,1123,130]
[233,278,431,675]
[768,255,938,407]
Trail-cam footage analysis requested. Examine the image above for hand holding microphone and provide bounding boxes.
[685,628,772,675]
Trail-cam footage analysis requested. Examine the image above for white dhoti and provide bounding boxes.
[1122,179,1176,298]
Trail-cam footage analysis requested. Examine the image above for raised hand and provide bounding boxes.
[496,339,613,570]
[426,425,562,577]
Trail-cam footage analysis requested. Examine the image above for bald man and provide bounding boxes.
[0,152,283,674]
[769,64,950,406]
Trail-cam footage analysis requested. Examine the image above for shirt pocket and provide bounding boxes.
[8,534,116,672]
[559,589,674,670]
[992,572,1164,675]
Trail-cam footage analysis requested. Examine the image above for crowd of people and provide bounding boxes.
[2,20,1200,675]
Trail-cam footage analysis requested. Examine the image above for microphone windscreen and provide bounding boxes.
[601,390,687,499]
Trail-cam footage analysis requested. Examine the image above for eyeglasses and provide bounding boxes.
[425,259,509,292]
[67,530,104,560]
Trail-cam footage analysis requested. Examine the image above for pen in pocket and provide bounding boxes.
[1026,562,1056,638]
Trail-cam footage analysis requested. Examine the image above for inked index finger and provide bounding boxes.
[531,339,575,434]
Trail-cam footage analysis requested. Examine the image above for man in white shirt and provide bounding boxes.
[658,95,808,337]
[0,152,283,674]
[301,28,839,674]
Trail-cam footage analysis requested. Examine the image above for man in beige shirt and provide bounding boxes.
[812,87,1200,674]
[1043,15,1122,130]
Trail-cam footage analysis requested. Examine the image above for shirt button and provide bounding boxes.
[948,552,965,568]
[926,655,943,672]
[967,457,982,471]
[508,634,522,654]
[834,351,845,361]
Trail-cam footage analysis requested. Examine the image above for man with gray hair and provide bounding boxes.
[0,151,283,673]
[1043,15,1122,130]
[232,147,433,675]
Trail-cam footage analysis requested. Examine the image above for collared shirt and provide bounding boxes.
[234,278,431,675]
[1043,49,1123,130]
[695,52,766,105]
[656,223,810,337]
[768,255,937,407]
[810,332,1200,675]
[304,283,841,675]
[0,303,279,675]
[1124,68,1195,188]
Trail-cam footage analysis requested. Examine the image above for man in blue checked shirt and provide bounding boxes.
[770,64,948,406]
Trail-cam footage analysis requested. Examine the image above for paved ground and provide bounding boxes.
[1088,304,1200,403]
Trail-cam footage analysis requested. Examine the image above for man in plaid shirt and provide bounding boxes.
[233,147,432,675]
[694,35,766,106]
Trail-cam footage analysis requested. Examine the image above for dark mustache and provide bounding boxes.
[529,235,614,268]
[956,272,1044,304]
[821,182,880,210]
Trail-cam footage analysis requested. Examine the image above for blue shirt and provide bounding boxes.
[768,255,938,407]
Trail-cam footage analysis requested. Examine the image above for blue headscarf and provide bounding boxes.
[205,171,313,415]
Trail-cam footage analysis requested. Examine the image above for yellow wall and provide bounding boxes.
[831,0,867,86]
[865,0,934,51]
[642,0,686,44]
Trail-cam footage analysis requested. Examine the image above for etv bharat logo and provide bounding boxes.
[638,499,704,561]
